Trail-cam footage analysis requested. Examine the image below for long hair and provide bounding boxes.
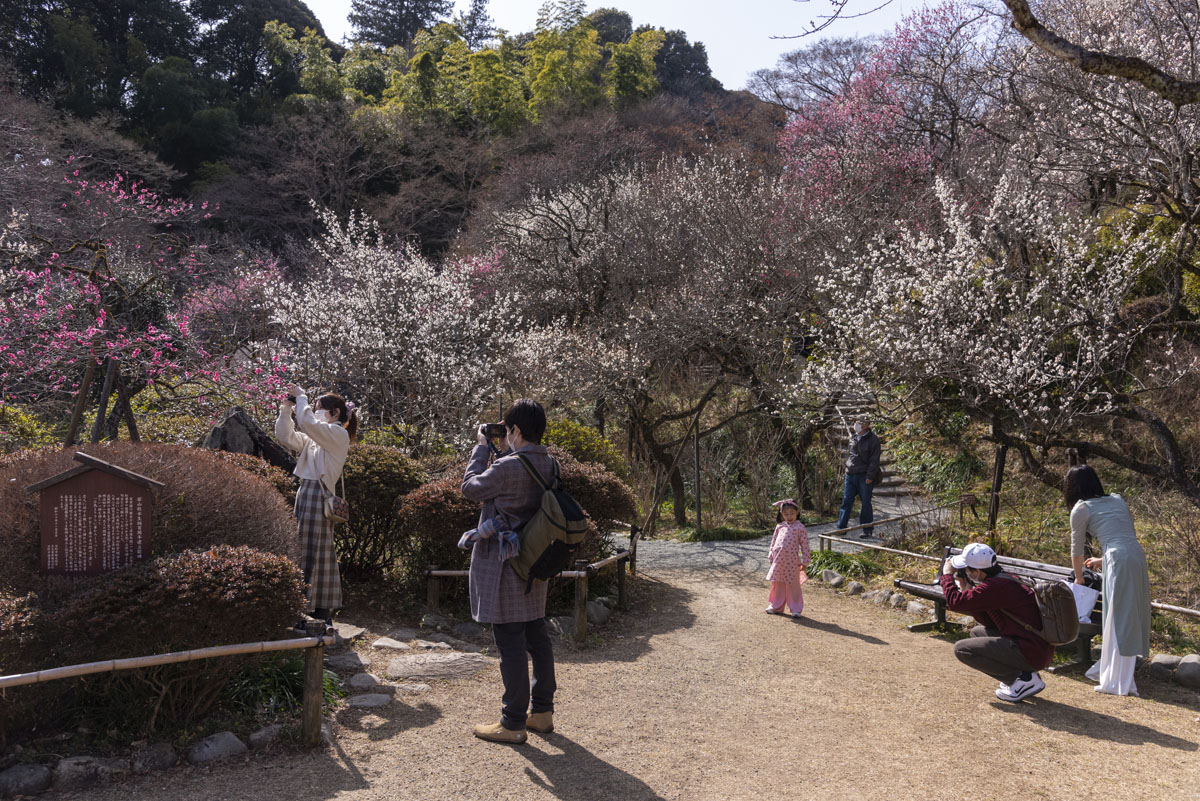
[1064,464,1106,508]
[316,393,359,442]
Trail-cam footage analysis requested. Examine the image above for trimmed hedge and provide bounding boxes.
[337,444,427,579]
[0,443,298,596]
[391,452,638,591]
[214,450,298,507]
[544,419,630,478]
[0,546,305,737]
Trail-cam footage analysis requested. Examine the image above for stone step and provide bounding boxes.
[872,485,917,497]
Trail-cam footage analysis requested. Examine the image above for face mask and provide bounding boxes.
[314,410,330,423]
[853,422,865,434]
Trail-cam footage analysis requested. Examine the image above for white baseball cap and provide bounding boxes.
[949,542,997,570]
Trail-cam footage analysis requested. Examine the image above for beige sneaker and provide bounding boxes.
[472,721,527,744]
[526,711,554,733]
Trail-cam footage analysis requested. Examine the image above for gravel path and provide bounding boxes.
[62,538,1200,801]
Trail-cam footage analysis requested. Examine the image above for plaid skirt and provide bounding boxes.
[295,479,342,613]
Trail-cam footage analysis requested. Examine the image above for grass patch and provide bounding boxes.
[674,525,771,542]
[808,550,884,579]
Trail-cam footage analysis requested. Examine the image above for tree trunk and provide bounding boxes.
[64,360,98,447]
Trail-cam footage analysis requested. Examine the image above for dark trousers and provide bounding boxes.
[837,472,874,535]
[954,625,1037,685]
[492,618,556,731]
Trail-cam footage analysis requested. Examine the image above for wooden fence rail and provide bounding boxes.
[0,635,336,746]
[426,549,632,644]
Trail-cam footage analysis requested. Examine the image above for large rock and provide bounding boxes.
[586,601,611,625]
[1173,654,1200,688]
[371,637,412,651]
[821,570,845,588]
[0,764,52,796]
[326,651,368,670]
[248,724,283,750]
[131,742,178,773]
[452,621,486,639]
[201,407,295,471]
[347,672,382,689]
[332,623,366,642]
[906,601,931,617]
[872,591,894,606]
[1148,654,1182,682]
[346,693,392,709]
[888,593,907,608]
[52,757,129,790]
[845,581,865,596]
[186,731,247,765]
[385,652,489,680]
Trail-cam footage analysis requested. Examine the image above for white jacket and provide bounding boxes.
[275,395,350,494]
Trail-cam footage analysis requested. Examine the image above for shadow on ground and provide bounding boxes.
[335,699,441,741]
[552,574,697,666]
[519,733,667,801]
[794,615,889,645]
[993,698,1198,750]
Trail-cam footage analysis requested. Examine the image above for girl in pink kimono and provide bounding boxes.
[766,499,810,618]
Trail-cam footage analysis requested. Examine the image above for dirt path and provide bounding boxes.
[64,562,1200,801]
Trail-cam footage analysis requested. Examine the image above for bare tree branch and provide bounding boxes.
[1000,0,1200,106]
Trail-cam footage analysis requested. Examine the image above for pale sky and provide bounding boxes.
[303,0,913,90]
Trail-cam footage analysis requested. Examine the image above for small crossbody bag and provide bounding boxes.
[322,475,350,524]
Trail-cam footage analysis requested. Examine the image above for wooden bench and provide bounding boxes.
[894,546,1102,673]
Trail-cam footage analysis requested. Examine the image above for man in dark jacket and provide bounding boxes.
[941,543,1054,702]
[836,416,881,538]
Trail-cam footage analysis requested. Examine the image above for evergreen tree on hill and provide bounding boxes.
[350,0,454,48]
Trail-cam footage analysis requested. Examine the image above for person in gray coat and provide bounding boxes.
[461,399,557,744]
[1066,465,1151,696]
[836,416,881,538]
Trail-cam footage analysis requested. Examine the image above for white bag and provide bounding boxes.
[1070,582,1100,623]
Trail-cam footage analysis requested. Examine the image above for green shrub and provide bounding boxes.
[808,550,883,579]
[336,444,427,579]
[134,413,212,445]
[544,419,629,479]
[224,652,345,717]
[392,475,479,582]
[552,449,639,536]
[0,404,59,452]
[0,443,298,596]
[0,546,305,738]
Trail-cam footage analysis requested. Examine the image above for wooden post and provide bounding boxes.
[573,560,589,644]
[986,445,1008,549]
[427,565,440,612]
[64,360,98,447]
[617,556,627,608]
[301,641,325,747]
[629,524,640,577]
[89,357,118,443]
[694,430,702,532]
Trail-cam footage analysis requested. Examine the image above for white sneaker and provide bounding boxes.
[996,673,1045,702]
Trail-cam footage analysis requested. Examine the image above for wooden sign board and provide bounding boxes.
[27,453,164,576]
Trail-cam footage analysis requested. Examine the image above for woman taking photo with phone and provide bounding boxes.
[276,384,358,630]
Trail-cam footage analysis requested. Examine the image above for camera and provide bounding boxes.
[955,568,974,584]
[481,422,507,439]
[286,394,297,403]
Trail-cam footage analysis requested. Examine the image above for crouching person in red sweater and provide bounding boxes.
[941,543,1054,702]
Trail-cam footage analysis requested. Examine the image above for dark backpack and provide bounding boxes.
[998,574,1080,646]
[507,454,589,594]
